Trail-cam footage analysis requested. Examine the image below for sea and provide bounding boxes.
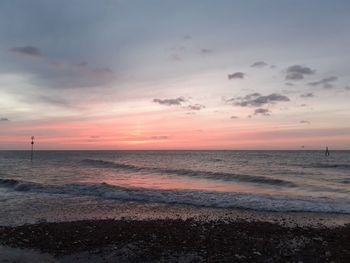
[0,150,350,224]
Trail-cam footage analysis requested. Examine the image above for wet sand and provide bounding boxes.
[1,214,350,262]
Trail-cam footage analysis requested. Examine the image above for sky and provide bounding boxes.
[0,0,350,150]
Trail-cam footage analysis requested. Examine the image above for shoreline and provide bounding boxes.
[2,199,350,227]
[1,217,349,262]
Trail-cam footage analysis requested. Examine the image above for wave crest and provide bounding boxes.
[0,178,349,214]
[81,159,297,187]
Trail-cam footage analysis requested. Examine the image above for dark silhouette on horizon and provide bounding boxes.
[31,136,34,161]
[325,146,330,156]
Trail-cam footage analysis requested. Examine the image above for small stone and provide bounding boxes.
[325,251,332,257]
[235,254,246,259]
[91,249,102,254]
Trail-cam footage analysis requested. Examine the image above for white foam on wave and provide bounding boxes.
[0,178,349,214]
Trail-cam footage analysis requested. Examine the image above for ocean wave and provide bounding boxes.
[81,159,297,187]
[308,163,350,169]
[0,178,45,192]
[0,178,349,214]
[340,179,350,184]
[0,179,18,186]
[82,159,143,171]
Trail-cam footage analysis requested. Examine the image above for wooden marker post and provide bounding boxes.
[31,136,34,161]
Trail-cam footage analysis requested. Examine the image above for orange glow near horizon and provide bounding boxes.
[1,113,350,150]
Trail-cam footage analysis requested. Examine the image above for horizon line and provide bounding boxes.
[0,149,348,151]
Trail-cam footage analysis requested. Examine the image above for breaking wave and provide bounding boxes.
[81,159,297,187]
[308,163,350,169]
[1,178,349,214]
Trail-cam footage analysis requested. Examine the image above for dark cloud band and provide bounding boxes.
[254,108,270,116]
[10,46,43,57]
[308,76,337,89]
[153,97,188,106]
[228,72,245,79]
[285,65,315,80]
[226,93,290,107]
[250,61,268,68]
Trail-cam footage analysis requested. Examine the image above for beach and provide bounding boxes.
[1,206,350,263]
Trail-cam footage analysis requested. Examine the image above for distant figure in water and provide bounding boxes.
[325,146,330,156]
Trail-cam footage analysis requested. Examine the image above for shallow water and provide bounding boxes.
[0,150,349,220]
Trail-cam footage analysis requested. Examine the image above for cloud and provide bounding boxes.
[323,84,333,89]
[153,97,188,106]
[300,104,308,107]
[150,135,168,140]
[250,61,268,68]
[201,49,213,54]
[242,92,261,99]
[45,61,114,88]
[90,67,113,75]
[170,53,182,61]
[282,89,300,95]
[308,76,337,86]
[87,135,101,142]
[36,95,72,107]
[228,72,245,79]
[300,93,314,98]
[285,82,294,86]
[42,63,114,89]
[308,76,337,89]
[187,104,205,111]
[8,45,114,89]
[285,65,315,80]
[230,116,239,119]
[300,120,311,124]
[254,108,270,116]
[0,117,9,121]
[9,46,43,57]
[345,86,350,91]
[226,93,290,107]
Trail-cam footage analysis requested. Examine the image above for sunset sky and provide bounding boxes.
[1,0,350,150]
